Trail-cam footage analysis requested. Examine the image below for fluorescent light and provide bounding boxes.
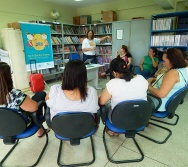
[75,0,82,1]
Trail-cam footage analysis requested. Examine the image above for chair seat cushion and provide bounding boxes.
[55,128,96,141]
[153,111,168,118]
[106,119,145,133]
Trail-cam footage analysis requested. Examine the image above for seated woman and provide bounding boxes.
[101,45,133,79]
[46,60,99,119]
[0,62,48,138]
[99,57,148,136]
[148,48,188,111]
[139,47,159,79]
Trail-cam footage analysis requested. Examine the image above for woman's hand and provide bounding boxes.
[147,77,156,86]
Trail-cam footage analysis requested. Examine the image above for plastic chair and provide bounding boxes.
[137,87,188,144]
[0,101,48,167]
[45,108,100,166]
[150,86,188,125]
[69,53,80,60]
[100,100,152,164]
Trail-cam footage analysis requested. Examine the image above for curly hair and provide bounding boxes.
[165,48,187,69]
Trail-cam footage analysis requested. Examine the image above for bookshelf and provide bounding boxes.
[150,11,188,53]
[62,23,113,70]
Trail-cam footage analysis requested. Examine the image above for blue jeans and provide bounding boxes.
[83,53,97,64]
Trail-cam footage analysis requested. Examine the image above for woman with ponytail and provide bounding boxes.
[99,57,148,136]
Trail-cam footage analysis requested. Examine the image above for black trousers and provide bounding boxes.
[31,91,46,116]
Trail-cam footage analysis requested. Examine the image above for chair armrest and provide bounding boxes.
[30,100,47,127]
[147,93,162,112]
[45,107,52,128]
[99,105,108,124]
[95,109,100,125]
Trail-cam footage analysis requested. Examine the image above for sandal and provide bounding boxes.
[105,128,119,137]
[37,128,50,138]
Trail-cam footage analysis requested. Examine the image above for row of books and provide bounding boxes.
[91,25,112,34]
[151,34,188,46]
[78,26,89,34]
[52,45,63,53]
[96,46,112,54]
[152,18,173,30]
[51,37,62,45]
[63,26,79,34]
[62,36,80,44]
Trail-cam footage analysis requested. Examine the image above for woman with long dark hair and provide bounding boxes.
[0,62,48,138]
[46,60,99,119]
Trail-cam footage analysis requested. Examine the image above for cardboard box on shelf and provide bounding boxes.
[101,10,117,22]
[73,16,80,25]
[7,22,20,29]
[80,15,91,25]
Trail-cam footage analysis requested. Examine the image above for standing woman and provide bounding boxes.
[0,62,48,138]
[82,30,111,64]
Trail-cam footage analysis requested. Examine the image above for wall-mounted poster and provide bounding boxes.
[116,29,123,40]
[20,22,54,71]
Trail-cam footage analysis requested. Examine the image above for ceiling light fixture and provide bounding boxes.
[75,0,82,1]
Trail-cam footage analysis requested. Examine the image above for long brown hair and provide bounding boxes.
[0,62,13,105]
[62,60,88,101]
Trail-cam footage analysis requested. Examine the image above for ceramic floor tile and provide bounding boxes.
[105,146,170,167]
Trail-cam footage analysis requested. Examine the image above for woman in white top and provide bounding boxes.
[82,30,111,64]
[99,57,148,136]
[46,60,99,119]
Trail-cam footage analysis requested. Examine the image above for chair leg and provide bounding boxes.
[31,125,49,167]
[0,139,19,166]
[103,127,144,164]
[151,114,179,126]
[0,126,48,167]
[137,122,172,144]
[57,136,95,166]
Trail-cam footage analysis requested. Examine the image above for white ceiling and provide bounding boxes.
[43,0,116,7]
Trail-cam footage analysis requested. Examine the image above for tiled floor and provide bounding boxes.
[1,78,188,167]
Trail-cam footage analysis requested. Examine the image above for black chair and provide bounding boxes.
[0,101,48,167]
[45,108,100,167]
[100,100,152,164]
[150,86,188,125]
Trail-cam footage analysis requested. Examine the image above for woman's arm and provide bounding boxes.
[82,47,95,52]
[20,96,38,112]
[151,57,158,68]
[148,69,179,98]
[139,59,144,71]
[127,57,132,67]
[100,36,111,42]
[99,87,112,105]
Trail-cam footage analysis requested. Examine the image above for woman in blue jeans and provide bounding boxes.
[82,30,111,64]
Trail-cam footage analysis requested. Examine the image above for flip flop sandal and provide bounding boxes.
[38,128,50,138]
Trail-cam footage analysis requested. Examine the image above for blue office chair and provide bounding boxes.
[100,100,152,164]
[150,86,188,125]
[137,87,188,144]
[69,53,80,60]
[0,101,48,167]
[45,108,100,166]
